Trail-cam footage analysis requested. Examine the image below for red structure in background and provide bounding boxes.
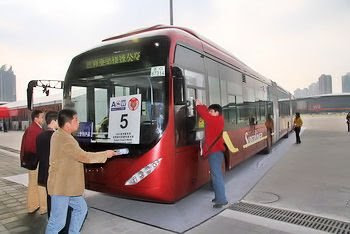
[0,106,10,132]
[0,106,10,118]
[1,101,62,131]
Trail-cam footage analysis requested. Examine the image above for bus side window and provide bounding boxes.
[259,101,266,123]
[205,57,220,105]
[223,104,237,128]
[220,64,243,128]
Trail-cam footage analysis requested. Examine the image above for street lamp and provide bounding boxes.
[170,0,173,25]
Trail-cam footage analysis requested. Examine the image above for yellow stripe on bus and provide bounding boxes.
[223,131,239,153]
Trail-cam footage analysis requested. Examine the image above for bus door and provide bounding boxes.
[246,102,258,157]
[173,64,209,191]
[273,99,280,140]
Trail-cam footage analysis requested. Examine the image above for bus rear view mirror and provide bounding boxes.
[26,80,64,110]
[27,80,38,110]
[172,66,186,105]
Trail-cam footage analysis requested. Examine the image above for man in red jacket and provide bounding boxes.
[196,99,228,208]
[20,109,46,213]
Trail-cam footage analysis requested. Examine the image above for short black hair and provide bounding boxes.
[208,104,222,115]
[31,109,43,121]
[45,111,58,125]
[296,112,300,117]
[58,109,77,128]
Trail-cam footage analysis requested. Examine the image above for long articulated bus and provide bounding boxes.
[28,25,293,203]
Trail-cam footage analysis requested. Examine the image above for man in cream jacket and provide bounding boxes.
[46,109,118,234]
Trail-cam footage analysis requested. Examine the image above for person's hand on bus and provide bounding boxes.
[106,150,118,158]
[196,99,202,106]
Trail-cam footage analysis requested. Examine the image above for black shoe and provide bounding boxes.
[213,202,228,208]
[211,199,216,203]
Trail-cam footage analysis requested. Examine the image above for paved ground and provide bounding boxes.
[0,134,171,234]
[0,131,21,153]
[0,114,350,234]
[244,115,350,222]
[189,114,350,234]
[0,151,47,234]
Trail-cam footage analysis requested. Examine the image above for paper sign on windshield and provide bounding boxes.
[108,94,141,144]
[150,66,165,77]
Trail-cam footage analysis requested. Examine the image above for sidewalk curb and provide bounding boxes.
[0,145,19,154]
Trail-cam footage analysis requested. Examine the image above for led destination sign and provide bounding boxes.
[86,51,141,69]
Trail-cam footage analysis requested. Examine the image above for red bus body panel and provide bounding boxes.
[83,25,290,203]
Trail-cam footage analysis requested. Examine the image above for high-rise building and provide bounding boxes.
[318,74,332,94]
[342,72,350,93]
[0,65,16,102]
[308,82,319,96]
[293,88,301,98]
[302,88,309,97]
[294,88,310,98]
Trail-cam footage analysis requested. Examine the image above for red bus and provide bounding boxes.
[42,25,292,203]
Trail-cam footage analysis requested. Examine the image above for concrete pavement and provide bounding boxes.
[0,131,21,154]
[243,115,350,222]
[0,114,350,233]
[0,151,46,234]
[0,132,171,234]
[189,114,350,233]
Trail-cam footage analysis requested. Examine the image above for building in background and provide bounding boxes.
[294,74,334,98]
[0,65,16,102]
[294,88,303,98]
[318,74,332,95]
[294,87,310,98]
[342,72,350,93]
[308,82,319,96]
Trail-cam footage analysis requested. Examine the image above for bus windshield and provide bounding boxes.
[63,36,170,146]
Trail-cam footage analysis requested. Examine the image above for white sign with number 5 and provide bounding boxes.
[108,94,141,144]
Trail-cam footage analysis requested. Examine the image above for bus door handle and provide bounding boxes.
[199,140,203,156]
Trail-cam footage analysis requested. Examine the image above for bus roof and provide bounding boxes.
[102,25,272,84]
[81,25,291,95]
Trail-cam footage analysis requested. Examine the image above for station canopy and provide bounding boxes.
[0,106,10,118]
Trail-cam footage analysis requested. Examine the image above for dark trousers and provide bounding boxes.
[295,127,301,143]
[347,122,350,132]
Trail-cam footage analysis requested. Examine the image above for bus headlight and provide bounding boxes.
[125,158,162,186]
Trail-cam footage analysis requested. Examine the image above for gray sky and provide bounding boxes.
[1,0,350,100]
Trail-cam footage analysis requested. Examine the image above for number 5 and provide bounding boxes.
[120,114,128,129]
